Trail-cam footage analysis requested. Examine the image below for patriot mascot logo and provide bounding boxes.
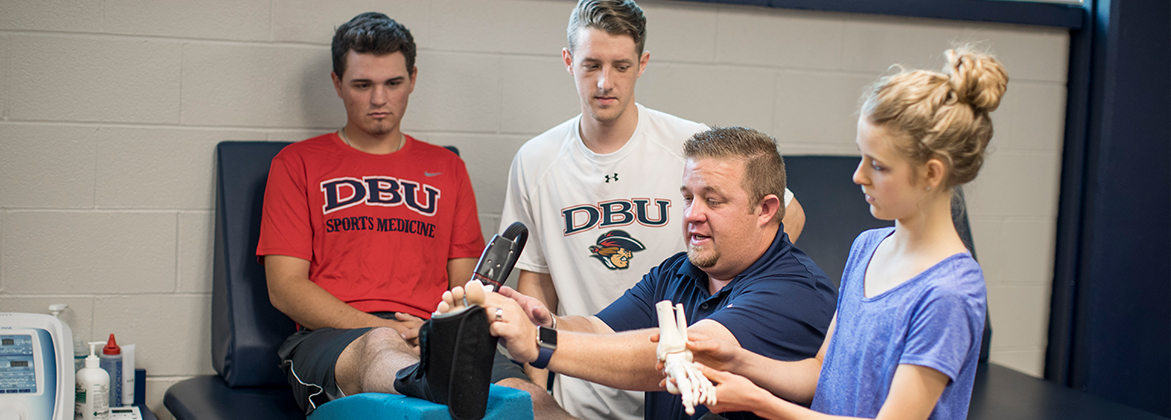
[588,230,646,270]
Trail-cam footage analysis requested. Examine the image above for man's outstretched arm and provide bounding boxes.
[265,254,423,341]
[487,289,739,392]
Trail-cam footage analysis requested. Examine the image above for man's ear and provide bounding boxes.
[636,50,650,78]
[408,66,418,93]
[563,48,574,75]
[331,71,343,97]
[756,194,782,227]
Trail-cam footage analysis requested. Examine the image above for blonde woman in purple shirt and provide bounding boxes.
[683,47,1008,420]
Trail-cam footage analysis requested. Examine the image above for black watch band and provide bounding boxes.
[532,345,554,369]
[532,325,557,369]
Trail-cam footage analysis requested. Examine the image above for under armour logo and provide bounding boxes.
[604,173,619,183]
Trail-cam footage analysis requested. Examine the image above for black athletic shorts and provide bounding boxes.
[277,314,528,415]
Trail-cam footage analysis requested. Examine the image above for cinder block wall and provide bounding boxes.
[0,0,1067,418]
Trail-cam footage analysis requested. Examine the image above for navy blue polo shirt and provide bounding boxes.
[596,224,837,420]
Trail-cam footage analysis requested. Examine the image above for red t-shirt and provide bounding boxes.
[257,133,485,319]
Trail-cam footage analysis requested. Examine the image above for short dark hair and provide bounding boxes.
[683,127,787,223]
[331,12,416,78]
[567,0,647,56]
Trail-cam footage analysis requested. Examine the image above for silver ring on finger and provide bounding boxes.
[494,307,504,323]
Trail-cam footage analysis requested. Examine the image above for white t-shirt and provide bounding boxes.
[499,104,792,420]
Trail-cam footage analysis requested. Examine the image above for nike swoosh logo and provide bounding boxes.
[424,171,442,177]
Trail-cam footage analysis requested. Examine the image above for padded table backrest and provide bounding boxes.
[211,141,296,387]
[783,155,893,288]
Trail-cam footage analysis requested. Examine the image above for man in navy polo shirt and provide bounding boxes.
[481,126,838,420]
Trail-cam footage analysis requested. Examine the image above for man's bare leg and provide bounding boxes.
[497,377,577,420]
[334,327,419,396]
[438,281,578,420]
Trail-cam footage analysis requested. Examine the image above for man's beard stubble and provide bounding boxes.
[687,245,718,268]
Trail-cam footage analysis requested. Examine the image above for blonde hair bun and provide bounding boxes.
[946,47,1009,113]
[861,46,1009,188]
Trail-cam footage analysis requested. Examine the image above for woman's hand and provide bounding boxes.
[687,332,743,372]
[697,364,773,416]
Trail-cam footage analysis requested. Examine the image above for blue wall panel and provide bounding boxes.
[684,0,1085,28]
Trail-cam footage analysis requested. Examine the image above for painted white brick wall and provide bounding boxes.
[408,51,504,132]
[102,0,272,41]
[178,211,215,294]
[1,34,7,120]
[1,125,99,208]
[181,43,340,128]
[0,1,102,33]
[10,35,183,123]
[272,0,433,47]
[0,0,1068,417]
[498,56,581,134]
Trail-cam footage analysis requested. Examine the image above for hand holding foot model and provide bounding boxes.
[655,300,717,415]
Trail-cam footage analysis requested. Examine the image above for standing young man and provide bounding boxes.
[257,12,569,418]
[499,1,806,418]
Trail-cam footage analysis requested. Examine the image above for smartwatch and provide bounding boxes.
[531,325,558,369]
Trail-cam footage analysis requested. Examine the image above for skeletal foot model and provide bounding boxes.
[655,301,716,415]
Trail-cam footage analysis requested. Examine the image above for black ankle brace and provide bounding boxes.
[394,305,496,420]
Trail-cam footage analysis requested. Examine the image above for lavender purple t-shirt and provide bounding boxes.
[811,228,986,420]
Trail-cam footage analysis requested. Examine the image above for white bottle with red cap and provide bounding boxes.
[97,334,122,408]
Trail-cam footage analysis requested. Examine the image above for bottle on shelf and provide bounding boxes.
[98,334,123,408]
[76,341,111,420]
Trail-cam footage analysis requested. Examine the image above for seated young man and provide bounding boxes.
[256,12,570,419]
